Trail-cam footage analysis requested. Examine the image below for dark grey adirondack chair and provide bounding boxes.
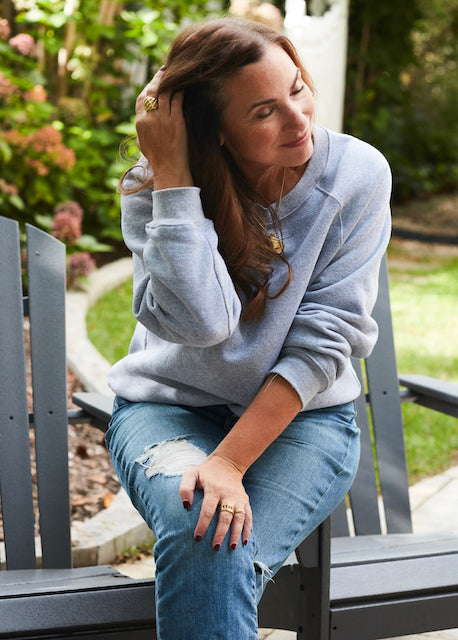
[75,253,458,639]
[0,217,156,639]
[1,215,457,639]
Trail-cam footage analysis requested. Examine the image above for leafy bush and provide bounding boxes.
[345,0,457,202]
[0,0,224,243]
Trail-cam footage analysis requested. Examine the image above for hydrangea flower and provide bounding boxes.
[52,211,82,243]
[9,32,37,57]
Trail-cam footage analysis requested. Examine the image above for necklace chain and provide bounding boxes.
[269,167,286,254]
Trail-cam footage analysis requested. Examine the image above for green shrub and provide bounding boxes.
[345,0,458,202]
[0,1,224,242]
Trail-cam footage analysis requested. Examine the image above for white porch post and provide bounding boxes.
[284,0,349,132]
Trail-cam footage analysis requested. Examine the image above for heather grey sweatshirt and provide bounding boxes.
[108,125,392,415]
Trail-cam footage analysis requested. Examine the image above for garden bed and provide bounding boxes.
[0,325,120,543]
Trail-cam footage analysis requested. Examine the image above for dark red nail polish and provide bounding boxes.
[231,543,237,551]
[214,543,221,552]
[243,539,248,546]
[195,535,201,542]
[183,500,191,510]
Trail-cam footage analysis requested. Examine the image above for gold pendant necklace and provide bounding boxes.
[269,167,286,254]
[269,232,284,254]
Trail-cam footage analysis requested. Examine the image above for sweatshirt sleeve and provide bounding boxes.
[271,149,392,410]
[120,168,242,346]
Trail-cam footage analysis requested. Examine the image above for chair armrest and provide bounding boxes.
[399,374,458,418]
[72,392,114,432]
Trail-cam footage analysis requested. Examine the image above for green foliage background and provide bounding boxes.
[0,0,224,243]
[1,0,456,243]
[345,0,457,202]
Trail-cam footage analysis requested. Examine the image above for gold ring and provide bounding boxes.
[219,503,235,515]
[144,96,158,111]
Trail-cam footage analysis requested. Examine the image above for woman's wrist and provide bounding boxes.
[151,168,194,191]
[207,451,247,477]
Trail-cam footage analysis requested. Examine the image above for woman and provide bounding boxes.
[107,16,391,639]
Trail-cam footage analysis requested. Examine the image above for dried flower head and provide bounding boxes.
[0,73,17,100]
[52,211,82,243]
[67,252,96,288]
[23,84,47,102]
[54,201,84,221]
[0,178,18,195]
[9,32,37,57]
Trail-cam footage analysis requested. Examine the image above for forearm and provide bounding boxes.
[209,374,302,475]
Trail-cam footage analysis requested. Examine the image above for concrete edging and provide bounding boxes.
[66,257,155,567]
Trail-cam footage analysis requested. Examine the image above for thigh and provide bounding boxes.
[244,402,360,579]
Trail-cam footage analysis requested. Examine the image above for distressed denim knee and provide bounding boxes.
[106,399,259,639]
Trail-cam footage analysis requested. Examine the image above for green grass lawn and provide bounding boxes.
[87,240,458,484]
[385,240,458,482]
[87,278,135,366]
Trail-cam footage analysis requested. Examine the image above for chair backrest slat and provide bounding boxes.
[346,359,382,535]
[365,258,412,533]
[0,217,36,569]
[27,224,72,568]
[334,257,412,538]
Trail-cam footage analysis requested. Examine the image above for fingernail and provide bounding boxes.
[230,543,237,551]
[183,500,191,510]
[214,543,221,552]
[160,65,167,71]
[243,539,248,546]
[195,535,202,542]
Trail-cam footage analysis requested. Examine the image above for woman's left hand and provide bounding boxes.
[179,455,252,551]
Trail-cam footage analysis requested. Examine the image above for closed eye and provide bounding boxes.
[256,107,275,119]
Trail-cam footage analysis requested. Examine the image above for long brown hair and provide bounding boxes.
[122,17,314,321]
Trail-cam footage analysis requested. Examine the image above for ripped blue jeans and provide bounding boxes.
[106,398,360,640]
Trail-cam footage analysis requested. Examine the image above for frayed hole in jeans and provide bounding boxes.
[135,438,207,478]
[255,561,274,594]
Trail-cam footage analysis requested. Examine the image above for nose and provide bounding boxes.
[283,103,307,132]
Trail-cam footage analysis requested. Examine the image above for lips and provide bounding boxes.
[282,130,310,148]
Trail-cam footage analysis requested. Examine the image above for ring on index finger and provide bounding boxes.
[144,96,158,111]
[219,503,235,515]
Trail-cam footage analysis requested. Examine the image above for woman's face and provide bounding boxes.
[219,44,315,185]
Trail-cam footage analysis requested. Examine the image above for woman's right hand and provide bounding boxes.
[179,454,253,551]
[135,67,193,189]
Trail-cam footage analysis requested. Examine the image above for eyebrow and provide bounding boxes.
[248,68,301,113]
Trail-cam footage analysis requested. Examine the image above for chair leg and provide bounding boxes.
[296,519,331,640]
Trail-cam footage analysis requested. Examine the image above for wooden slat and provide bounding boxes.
[330,553,458,602]
[330,593,458,640]
[365,257,412,534]
[0,216,36,569]
[331,532,458,566]
[346,359,382,535]
[26,224,72,569]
